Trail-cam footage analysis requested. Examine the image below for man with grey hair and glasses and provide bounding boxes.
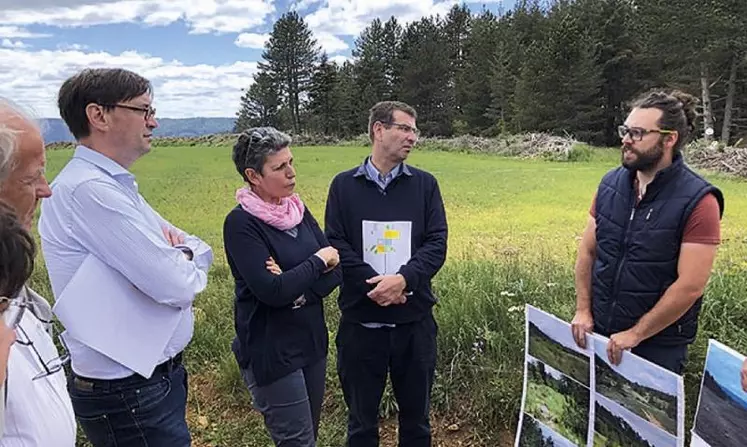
[0,97,77,445]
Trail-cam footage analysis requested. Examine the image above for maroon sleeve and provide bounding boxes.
[682,193,721,245]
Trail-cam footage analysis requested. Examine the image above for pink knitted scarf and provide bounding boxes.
[236,186,305,230]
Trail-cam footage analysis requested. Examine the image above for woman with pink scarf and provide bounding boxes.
[223,127,341,446]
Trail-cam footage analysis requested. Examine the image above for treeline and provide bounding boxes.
[518,414,556,447]
[234,0,747,147]
[594,402,655,447]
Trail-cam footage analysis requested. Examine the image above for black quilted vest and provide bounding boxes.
[592,155,724,345]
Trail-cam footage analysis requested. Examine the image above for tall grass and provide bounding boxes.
[31,144,747,446]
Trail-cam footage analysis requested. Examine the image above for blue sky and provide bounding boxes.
[705,340,747,407]
[536,418,576,447]
[528,304,592,357]
[0,0,515,119]
[593,335,680,397]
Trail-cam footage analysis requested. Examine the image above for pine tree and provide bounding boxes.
[234,71,281,132]
[397,16,453,136]
[260,11,320,133]
[352,18,403,126]
[513,4,604,143]
[460,10,502,134]
[442,4,472,122]
[308,53,339,135]
[333,61,364,138]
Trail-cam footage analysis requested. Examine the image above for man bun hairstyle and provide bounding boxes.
[632,89,699,155]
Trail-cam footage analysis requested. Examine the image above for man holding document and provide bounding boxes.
[38,68,213,446]
[325,101,448,447]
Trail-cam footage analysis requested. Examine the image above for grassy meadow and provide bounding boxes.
[28,144,747,446]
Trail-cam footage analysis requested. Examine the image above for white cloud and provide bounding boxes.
[329,54,350,65]
[0,47,258,118]
[1,39,29,49]
[0,25,50,38]
[56,43,89,51]
[234,29,348,54]
[234,32,269,49]
[316,31,348,54]
[305,0,459,38]
[0,0,276,34]
[1,0,123,7]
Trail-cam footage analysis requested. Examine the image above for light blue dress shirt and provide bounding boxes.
[364,156,404,192]
[38,146,213,379]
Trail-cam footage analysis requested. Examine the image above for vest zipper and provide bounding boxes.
[606,200,637,331]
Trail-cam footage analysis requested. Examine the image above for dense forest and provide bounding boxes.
[234,0,747,148]
[594,401,655,447]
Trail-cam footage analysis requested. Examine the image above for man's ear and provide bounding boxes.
[85,103,109,133]
[372,121,384,142]
[665,131,679,152]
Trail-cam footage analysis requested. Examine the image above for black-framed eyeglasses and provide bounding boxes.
[381,121,420,137]
[4,298,71,381]
[618,125,674,142]
[15,326,70,381]
[101,103,156,120]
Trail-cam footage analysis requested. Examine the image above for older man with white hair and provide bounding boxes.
[0,98,76,446]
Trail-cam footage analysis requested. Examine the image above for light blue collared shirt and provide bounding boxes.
[358,156,411,192]
[38,146,213,379]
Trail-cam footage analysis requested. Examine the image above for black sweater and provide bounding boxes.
[223,205,342,386]
[324,162,448,324]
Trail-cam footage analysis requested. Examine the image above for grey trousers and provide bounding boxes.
[240,358,327,447]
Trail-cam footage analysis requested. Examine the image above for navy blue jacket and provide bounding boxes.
[324,161,448,324]
[223,205,342,386]
[592,154,724,345]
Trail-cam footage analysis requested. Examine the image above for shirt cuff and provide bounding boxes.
[177,235,214,272]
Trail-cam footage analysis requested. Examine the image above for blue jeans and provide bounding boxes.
[240,357,327,447]
[68,362,191,447]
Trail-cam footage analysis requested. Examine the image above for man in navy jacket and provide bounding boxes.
[572,89,723,374]
[325,101,447,446]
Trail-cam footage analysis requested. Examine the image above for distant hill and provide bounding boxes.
[40,117,236,143]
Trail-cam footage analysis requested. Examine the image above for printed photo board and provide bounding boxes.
[690,339,747,447]
[515,305,685,447]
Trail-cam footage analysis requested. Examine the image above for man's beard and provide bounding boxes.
[621,140,664,171]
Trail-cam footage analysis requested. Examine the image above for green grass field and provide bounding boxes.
[29,144,747,446]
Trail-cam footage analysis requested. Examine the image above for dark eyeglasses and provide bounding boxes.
[7,300,70,381]
[382,121,420,137]
[101,103,156,120]
[618,125,674,142]
[16,327,70,381]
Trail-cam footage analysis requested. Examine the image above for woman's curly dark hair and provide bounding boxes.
[0,201,35,299]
